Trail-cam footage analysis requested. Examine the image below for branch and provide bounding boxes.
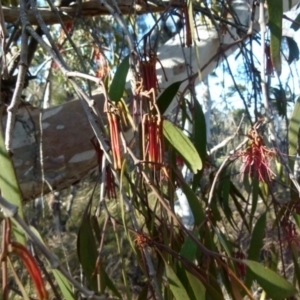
[2,0,171,25]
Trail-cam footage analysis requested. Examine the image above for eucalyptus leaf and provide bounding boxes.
[163,120,202,173]
[245,260,297,299]
[109,55,129,103]
[266,0,283,75]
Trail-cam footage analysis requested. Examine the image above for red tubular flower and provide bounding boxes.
[107,112,122,170]
[234,250,246,278]
[240,128,275,183]
[142,114,164,170]
[140,55,158,93]
[9,242,48,300]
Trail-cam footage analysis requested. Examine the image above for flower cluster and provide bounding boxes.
[142,114,164,171]
[107,112,122,170]
[240,126,275,183]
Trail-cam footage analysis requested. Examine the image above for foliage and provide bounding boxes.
[1,0,300,299]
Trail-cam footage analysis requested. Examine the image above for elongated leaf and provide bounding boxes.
[180,235,197,261]
[109,55,129,103]
[77,214,98,292]
[289,96,300,171]
[0,127,25,244]
[192,101,206,189]
[185,270,206,300]
[179,179,204,225]
[245,212,266,288]
[291,13,300,31]
[245,260,297,299]
[291,241,300,288]
[158,251,189,299]
[163,120,202,173]
[293,212,300,229]
[156,81,182,114]
[53,270,75,300]
[250,177,259,227]
[194,101,206,163]
[267,0,283,75]
[286,37,299,64]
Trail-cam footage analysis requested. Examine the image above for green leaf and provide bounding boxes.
[179,179,205,226]
[109,55,129,103]
[266,0,283,75]
[288,95,300,171]
[194,97,206,162]
[77,213,98,292]
[245,212,266,288]
[53,270,75,300]
[185,271,206,300]
[286,37,299,64]
[293,212,300,229]
[180,235,198,261]
[291,241,300,288]
[291,13,300,31]
[192,101,206,189]
[245,260,297,299]
[159,252,190,300]
[156,81,182,114]
[0,127,25,244]
[250,177,259,227]
[163,120,202,173]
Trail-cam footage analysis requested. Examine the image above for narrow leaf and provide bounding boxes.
[291,13,300,31]
[0,126,25,244]
[245,212,266,288]
[53,270,75,300]
[163,120,202,173]
[77,214,98,292]
[286,37,299,64]
[109,55,129,103]
[245,260,297,299]
[159,251,190,299]
[266,0,283,75]
[194,101,206,163]
[179,179,205,225]
[156,81,182,114]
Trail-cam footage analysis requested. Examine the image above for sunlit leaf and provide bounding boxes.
[245,260,297,299]
[52,270,75,300]
[0,126,25,244]
[163,120,202,173]
[266,0,283,75]
[109,55,129,103]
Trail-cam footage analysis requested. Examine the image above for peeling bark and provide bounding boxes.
[5,92,106,200]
